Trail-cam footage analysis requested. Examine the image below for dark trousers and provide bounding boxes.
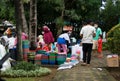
[9,48,17,60]
[82,43,93,64]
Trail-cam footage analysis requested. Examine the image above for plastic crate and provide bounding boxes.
[49,60,56,65]
[41,59,49,64]
[56,54,66,65]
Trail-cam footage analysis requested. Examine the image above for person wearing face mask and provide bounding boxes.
[92,22,102,56]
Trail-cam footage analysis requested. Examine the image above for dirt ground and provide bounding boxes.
[35,67,58,81]
[35,54,120,81]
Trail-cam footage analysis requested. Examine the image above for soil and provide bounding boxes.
[35,54,120,81]
[35,67,58,81]
[106,67,120,81]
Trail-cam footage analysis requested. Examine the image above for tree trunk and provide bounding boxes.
[29,0,37,42]
[14,0,24,61]
[21,1,28,34]
[56,0,65,37]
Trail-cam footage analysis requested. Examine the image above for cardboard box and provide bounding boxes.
[107,54,119,67]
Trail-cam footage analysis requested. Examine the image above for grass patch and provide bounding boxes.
[3,77,35,81]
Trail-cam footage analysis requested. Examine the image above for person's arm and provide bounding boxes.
[80,34,83,38]
[93,27,96,37]
[99,28,102,35]
[80,28,83,38]
[93,33,96,37]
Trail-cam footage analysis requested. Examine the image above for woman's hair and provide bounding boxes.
[99,34,103,38]
[62,30,68,33]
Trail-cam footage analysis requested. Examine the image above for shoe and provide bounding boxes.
[81,63,87,66]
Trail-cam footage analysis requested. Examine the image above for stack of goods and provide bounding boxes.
[36,50,46,54]
[27,50,36,64]
[56,54,67,65]
[34,54,42,65]
[22,40,29,61]
[35,50,46,65]
[49,52,57,65]
[41,52,49,64]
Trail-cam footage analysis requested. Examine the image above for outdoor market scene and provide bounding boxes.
[0,0,120,81]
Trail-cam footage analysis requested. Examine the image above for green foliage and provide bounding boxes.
[0,0,15,21]
[100,0,120,32]
[12,61,39,71]
[107,24,120,54]
[5,77,34,81]
[1,67,51,77]
[55,17,64,27]
[1,61,51,77]
[102,42,109,50]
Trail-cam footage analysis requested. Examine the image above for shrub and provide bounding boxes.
[12,61,39,71]
[1,61,51,77]
[107,24,120,54]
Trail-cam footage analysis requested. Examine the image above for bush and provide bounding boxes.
[107,24,120,54]
[12,61,38,71]
[1,61,51,77]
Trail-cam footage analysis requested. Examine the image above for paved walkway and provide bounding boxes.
[52,51,117,81]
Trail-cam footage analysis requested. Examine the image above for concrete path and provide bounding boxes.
[52,51,116,81]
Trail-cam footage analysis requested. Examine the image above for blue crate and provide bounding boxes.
[49,60,56,65]
[41,59,49,64]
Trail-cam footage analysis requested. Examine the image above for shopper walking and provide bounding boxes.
[92,22,102,56]
[80,20,96,66]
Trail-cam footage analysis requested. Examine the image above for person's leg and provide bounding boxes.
[9,49,15,60]
[92,40,97,57]
[82,43,88,63]
[57,44,61,53]
[97,46,103,58]
[61,44,67,54]
[87,44,93,64]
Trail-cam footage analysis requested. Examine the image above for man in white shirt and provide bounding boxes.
[80,20,96,66]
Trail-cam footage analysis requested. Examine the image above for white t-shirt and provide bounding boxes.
[59,33,70,43]
[8,37,16,49]
[80,25,96,43]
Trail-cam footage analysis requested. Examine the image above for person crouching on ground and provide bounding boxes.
[57,31,71,54]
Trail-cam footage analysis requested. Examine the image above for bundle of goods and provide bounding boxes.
[27,50,36,64]
[22,40,29,61]
[56,54,67,65]
[34,54,42,65]
[35,49,48,65]
[36,50,46,54]
[41,52,49,64]
[49,52,57,65]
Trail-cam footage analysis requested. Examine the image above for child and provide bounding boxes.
[97,35,103,58]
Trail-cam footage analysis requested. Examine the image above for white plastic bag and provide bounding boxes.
[0,44,11,71]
